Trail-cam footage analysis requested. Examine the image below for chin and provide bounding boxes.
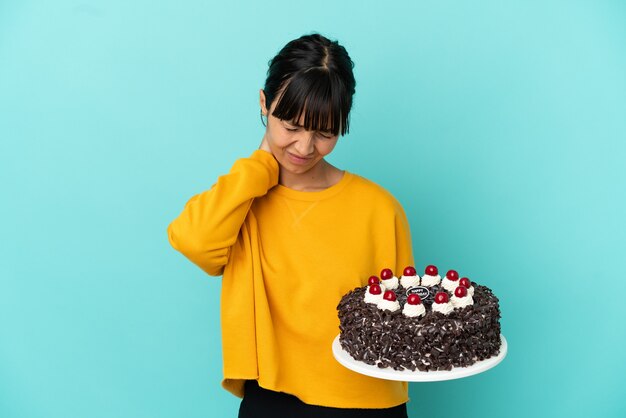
[279,156,320,173]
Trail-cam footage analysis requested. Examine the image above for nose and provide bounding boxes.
[293,131,315,156]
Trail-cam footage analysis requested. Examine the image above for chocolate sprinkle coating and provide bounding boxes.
[336,284,501,372]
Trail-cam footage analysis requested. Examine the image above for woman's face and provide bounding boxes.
[260,89,339,175]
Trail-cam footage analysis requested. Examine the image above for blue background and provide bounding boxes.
[1,1,625,417]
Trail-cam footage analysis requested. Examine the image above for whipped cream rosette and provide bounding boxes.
[399,265,420,289]
[367,275,386,291]
[459,277,475,296]
[451,286,474,308]
[402,293,426,317]
[364,283,384,304]
[441,269,460,292]
[379,268,399,290]
[420,264,441,287]
[377,290,401,312]
[432,291,454,315]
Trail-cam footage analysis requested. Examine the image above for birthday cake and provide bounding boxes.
[336,265,501,372]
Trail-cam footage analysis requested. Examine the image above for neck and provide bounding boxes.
[279,159,342,192]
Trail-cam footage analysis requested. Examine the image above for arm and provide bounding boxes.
[167,148,278,276]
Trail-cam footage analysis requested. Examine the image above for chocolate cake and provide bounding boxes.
[336,266,501,372]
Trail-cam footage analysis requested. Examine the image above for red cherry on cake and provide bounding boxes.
[380,268,394,280]
[446,270,459,281]
[383,290,397,301]
[425,265,438,276]
[459,277,471,288]
[369,284,382,295]
[403,266,417,276]
[454,286,468,298]
[368,275,380,286]
[407,294,422,305]
[434,292,449,304]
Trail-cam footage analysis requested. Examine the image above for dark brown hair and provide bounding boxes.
[263,33,356,137]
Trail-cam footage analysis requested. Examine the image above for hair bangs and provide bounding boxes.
[271,68,350,136]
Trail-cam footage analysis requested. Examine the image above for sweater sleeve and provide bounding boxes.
[167,150,279,276]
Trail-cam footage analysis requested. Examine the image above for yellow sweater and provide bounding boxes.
[167,150,414,408]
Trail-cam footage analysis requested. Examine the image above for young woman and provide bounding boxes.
[167,33,413,418]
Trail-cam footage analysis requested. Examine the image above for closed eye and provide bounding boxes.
[283,122,333,138]
[282,122,299,131]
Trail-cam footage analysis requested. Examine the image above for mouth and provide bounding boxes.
[286,152,314,165]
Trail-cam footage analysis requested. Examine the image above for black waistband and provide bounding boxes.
[238,380,408,418]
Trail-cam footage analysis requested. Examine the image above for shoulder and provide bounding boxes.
[344,172,406,214]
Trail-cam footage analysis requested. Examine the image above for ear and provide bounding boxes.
[259,89,268,116]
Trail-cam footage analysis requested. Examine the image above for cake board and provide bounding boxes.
[332,334,507,382]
